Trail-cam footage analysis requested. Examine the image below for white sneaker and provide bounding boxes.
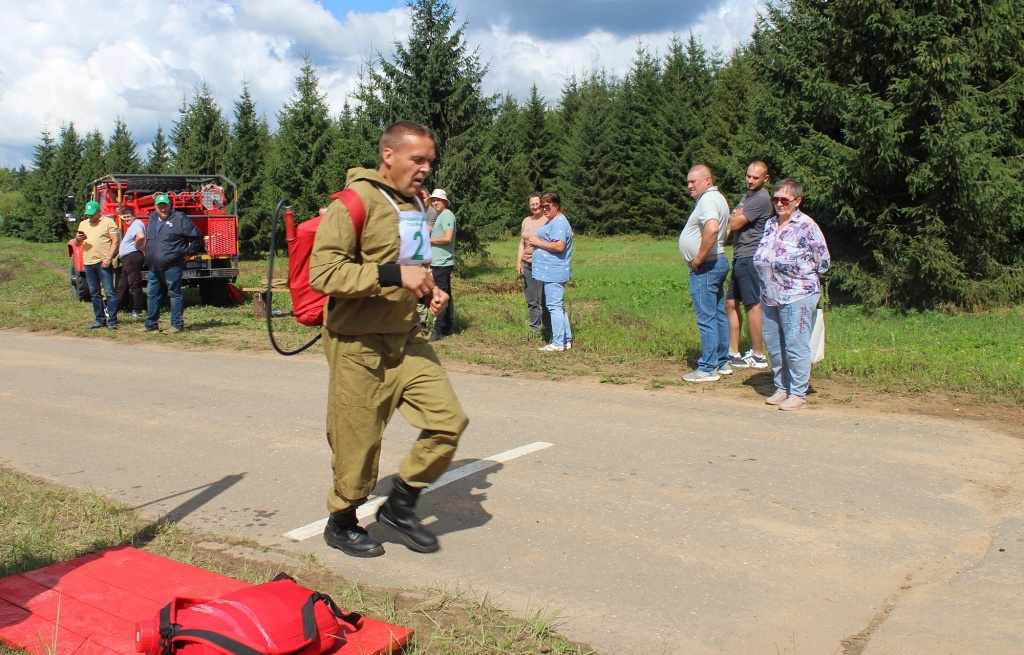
[765,389,788,405]
[718,362,734,375]
[682,370,720,383]
[538,343,565,352]
[746,350,769,369]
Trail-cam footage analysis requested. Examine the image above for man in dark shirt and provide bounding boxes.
[141,193,201,334]
[726,161,773,369]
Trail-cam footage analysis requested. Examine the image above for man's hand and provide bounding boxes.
[400,266,435,298]
[516,260,524,276]
[427,286,450,316]
[101,257,112,268]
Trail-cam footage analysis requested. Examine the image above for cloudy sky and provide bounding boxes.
[0,0,766,168]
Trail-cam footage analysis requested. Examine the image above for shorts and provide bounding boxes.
[726,256,761,306]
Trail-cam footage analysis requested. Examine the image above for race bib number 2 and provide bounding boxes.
[397,210,432,265]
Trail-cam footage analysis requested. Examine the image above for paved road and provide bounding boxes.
[1,331,1022,655]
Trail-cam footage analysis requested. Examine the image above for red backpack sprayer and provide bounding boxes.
[264,192,364,356]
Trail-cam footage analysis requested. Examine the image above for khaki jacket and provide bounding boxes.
[309,167,426,338]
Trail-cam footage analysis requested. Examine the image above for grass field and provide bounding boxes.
[1,235,1021,405]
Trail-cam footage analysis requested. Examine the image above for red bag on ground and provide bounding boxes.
[135,573,360,655]
[287,190,365,327]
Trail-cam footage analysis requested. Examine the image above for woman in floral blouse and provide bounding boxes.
[752,179,830,411]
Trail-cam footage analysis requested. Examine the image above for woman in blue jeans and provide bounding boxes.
[752,179,830,411]
[528,192,573,352]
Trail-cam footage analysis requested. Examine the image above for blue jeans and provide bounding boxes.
[147,265,185,330]
[543,281,572,347]
[688,257,729,372]
[761,293,819,398]
[84,263,118,327]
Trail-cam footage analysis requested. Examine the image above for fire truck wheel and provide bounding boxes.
[199,279,229,306]
[71,265,91,302]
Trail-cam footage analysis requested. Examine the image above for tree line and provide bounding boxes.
[1,0,1021,309]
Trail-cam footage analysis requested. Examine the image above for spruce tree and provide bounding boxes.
[43,123,84,241]
[106,116,143,174]
[483,94,533,233]
[660,34,718,226]
[751,0,1024,307]
[146,125,172,174]
[21,130,58,240]
[171,82,230,175]
[521,85,556,194]
[355,0,495,256]
[614,45,670,234]
[76,129,107,200]
[267,55,337,225]
[556,71,621,234]
[226,83,272,258]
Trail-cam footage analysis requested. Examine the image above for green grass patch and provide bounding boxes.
[1,235,1021,405]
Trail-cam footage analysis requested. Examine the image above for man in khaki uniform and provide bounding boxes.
[309,121,469,558]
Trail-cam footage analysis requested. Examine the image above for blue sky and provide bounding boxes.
[0,0,765,167]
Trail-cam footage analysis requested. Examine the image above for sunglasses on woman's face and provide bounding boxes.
[770,196,796,206]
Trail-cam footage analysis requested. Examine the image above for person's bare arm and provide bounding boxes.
[528,236,566,253]
[102,228,119,267]
[691,220,720,268]
[430,229,454,246]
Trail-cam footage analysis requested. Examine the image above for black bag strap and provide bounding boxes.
[159,602,264,655]
[273,572,360,629]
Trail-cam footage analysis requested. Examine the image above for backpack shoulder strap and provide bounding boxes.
[330,188,366,246]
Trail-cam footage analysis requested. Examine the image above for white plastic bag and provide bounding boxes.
[810,308,825,363]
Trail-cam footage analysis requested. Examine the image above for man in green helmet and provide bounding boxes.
[76,201,120,330]
[142,193,201,334]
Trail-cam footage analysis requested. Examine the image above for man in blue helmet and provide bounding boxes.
[141,193,201,334]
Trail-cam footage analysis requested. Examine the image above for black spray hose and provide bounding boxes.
[266,198,321,356]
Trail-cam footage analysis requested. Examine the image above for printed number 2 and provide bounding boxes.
[412,232,424,260]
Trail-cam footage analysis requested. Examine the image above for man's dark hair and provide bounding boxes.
[119,207,135,217]
[541,191,561,207]
[379,121,435,156]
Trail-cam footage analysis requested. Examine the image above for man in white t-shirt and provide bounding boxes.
[678,164,731,382]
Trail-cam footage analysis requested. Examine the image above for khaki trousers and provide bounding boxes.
[323,328,468,514]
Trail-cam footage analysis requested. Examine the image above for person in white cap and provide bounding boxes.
[427,188,456,341]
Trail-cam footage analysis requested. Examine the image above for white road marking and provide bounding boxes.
[283,441,554,541]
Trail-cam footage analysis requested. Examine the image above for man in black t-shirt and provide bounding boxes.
[726,161,773,369]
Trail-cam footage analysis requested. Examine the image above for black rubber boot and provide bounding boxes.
[376,478,440,553]
[323,509,384,558]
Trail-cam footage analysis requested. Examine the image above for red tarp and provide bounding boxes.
[0,546,411,655]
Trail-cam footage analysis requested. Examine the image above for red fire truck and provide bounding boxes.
[67,174,240,305]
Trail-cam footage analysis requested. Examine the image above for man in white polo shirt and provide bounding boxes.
[678,164,731,382]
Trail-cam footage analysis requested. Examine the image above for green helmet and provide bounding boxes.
[84,201,100,216]
[154,193,170,205]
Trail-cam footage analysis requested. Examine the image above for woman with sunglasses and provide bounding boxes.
[527,192,573,352]
[752,179,830,410]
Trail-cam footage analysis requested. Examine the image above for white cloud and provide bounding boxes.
[0,0,764,167]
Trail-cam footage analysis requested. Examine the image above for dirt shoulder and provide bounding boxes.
[441,356,1024,441]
